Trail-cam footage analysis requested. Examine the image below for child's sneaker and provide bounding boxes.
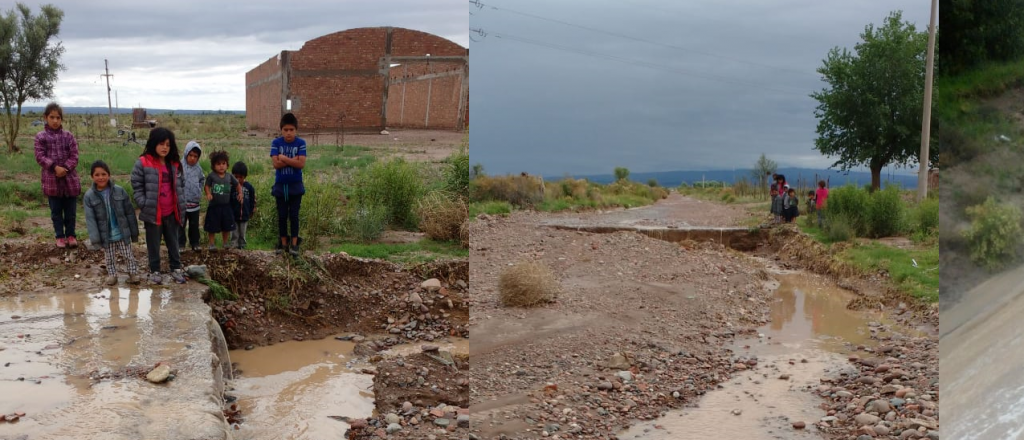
[148,272,164,285]
[208,244,217,252]
[275,243,285,255]
[56,238,66,248]
[127,273,141,285]
[104,275,117,286]
[66,237,78,248]
[288,242,300,257]
[170,269,186,284]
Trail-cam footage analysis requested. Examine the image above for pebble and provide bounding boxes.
[792,421,806,429]
[434,418,450,427]
[386,423,402,434]
[146,365,172,384]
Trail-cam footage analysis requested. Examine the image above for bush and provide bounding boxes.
[963,196,1024,271]
[825,214,855,243]
[352,158,423,229]
[470,175,545,207]
[498,260,559,307]
[349,204,390,242]
[443,147,469,197]
[866,186,905,238]
[824,185,871,236]
[416,191,468,242]
[912,196,939,233]
[614,167,630,181]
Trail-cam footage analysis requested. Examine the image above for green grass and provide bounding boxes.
[842,242,939,303]
[329,239,467,265]
[469,200,512,217]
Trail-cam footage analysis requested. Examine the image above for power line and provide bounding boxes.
[470,0,820,78]
[472,28,810,95]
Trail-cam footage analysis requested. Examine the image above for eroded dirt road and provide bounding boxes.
[468,196,938,440]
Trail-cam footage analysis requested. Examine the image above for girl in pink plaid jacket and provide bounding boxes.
[34,103,81,248]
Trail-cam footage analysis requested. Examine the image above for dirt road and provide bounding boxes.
[468,196,938,439]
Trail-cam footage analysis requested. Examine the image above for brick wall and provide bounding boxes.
[245,54,285,131]
[246,27,467,132]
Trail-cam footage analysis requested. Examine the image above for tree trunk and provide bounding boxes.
[870,162,883,191]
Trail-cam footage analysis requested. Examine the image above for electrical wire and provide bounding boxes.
[470,0,820,78]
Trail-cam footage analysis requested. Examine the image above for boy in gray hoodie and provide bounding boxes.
[179,141,204,251]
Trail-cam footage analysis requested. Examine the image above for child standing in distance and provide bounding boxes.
[179,141,204,252]
[204,150,243,250]
[815,180,829,228]
[130,128,188,285]
[84,161,141,286]
[786,188,800,223]
[806,190,817,219]
[770,188,781,224]
[34,102,81,248]
[271,113,307,256]
[230,161,256,250]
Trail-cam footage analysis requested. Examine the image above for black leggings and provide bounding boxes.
[179,210,200,249]
[276,195,302,240]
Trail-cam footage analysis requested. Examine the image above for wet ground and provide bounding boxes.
[537,193,754,228]
[227,337,470,439]
[941,262,1024,439]
[0,286,229,439]
[620,272,896,439]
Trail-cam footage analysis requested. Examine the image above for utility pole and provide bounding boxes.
[102,59,115,127]
[917,0,937,200]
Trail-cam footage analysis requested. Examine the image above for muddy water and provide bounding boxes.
[228,337,375,439]
[620,273,892,439]
[0,287,230,439]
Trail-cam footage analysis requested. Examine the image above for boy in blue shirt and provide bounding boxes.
[271,113,306,256]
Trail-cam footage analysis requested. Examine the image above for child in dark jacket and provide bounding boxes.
[84,160,141,286]
[130,127,187,285]
[230,161,256,249]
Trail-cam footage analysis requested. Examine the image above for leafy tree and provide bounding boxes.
[750,153,778,199]
[0,3,65,153]
[939,0,1024,75]
[811,10,927,190]
[471,163,485,179]
[613,167,630,182]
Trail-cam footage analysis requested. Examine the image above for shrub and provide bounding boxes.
[349,204,390,242]
[470,175,545,207]
[352,158,423,229]
[963,196,1023,271]
[443,147,469,197]
[866,186,905,238]
[498,260,559,307]
[614,167,630,181]
[825,214,855,243]
[647,178,659,187]
[417,191,468,242]
[912,196,939,233]
[824,185,871,236]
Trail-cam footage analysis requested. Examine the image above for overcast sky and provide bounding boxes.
[12,0,467,111]
[469,0,932,175]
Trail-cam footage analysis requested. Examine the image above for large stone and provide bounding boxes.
[606,353,631,370]
[854,413,880,426]
[146,365,172,384]
[421,279,442,291]
[386,423,402,434]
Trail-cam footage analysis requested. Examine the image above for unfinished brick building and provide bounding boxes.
[246,27,468,132]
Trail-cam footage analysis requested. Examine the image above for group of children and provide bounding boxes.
[769,174,829,226]
[35,103,306,286]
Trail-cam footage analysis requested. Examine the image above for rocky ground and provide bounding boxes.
[467,202,939,440]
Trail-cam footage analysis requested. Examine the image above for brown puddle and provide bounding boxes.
[0,288,228,439]
[620,272,899,439]
[228,337,375,439]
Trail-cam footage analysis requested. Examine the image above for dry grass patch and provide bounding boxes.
[416,192,468,242]
[498,261,560,307]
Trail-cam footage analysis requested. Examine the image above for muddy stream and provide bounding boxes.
[228,337,469,439]
[619,272,910,439]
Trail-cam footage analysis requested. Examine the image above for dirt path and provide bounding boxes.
[538,193,756,228]
[468,196,938,439]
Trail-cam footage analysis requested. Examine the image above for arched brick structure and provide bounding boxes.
[246,27,468,132]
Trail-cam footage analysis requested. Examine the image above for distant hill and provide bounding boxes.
[18,106,244,115]
[547,167,919,189]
